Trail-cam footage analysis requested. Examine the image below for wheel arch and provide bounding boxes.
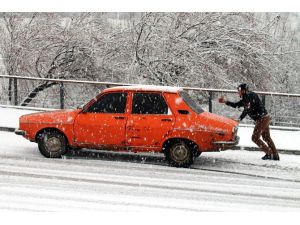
[35,127,69,145]
[162,137,200,156]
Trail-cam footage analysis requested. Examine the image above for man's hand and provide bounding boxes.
[229,117,240,123]
[233,119,240,123]
[218,95,226,103]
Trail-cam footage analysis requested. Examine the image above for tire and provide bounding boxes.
[165,141,194,168]
[37,130,68,158]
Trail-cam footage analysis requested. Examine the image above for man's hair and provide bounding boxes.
[237,83,248,91]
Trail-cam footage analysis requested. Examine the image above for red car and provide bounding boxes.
[15,85,239,167]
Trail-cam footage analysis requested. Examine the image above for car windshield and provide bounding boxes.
[179,91,204,114]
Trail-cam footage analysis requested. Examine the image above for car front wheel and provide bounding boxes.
[165,141,194,167]
[37,130,68,158]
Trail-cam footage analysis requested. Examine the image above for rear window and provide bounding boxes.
[179,91,204,114]
[132,93,168,115]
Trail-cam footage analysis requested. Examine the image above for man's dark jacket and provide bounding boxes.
[225,91,268,121]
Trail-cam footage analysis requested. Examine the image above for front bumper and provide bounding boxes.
[15,129,26,136]
[213,136,240,146]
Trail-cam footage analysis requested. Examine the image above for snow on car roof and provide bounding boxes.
[105,85,183,93]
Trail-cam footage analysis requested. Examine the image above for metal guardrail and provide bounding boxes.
[1,74,300,96]
[1,74,300,127]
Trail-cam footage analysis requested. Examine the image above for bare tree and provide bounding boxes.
[0,13,102,106]
[0,12,299,110]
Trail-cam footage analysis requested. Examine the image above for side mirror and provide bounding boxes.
[81,107,88,113]
[77,104,88,113]
[80,98,96,114]
[77,104,83,110]
[79,104,89,114]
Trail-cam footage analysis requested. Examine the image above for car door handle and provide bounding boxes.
[161,118,172,122]
[114,116,125,120]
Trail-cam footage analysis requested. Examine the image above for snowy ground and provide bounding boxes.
[1,131,300,211]
[0,106,300,211]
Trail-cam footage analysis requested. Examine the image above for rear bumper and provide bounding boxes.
[213,136,240,148]
[14,129,26,136]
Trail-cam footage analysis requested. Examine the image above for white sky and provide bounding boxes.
[1,0,300,12]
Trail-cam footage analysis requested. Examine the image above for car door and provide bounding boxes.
[74,92,128,148]
[126,92,175,149]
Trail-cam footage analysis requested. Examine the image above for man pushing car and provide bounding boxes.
[219,83,280,161]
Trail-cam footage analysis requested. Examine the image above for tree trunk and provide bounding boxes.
[20,82,58,106]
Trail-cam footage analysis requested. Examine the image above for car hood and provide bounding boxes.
[20,109,81,124]
[195,111,238,133]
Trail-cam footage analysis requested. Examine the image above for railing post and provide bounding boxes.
[8,78,12,103]
[209,91,213,113]
[60,82,64,109]
[14,78,18,105]
[262,94,266,107]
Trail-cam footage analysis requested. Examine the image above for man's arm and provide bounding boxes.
[219,96,243,108]
[219,96,246,121]
[225,100,243,108]
[239,109,248,121]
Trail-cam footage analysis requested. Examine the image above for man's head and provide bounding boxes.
[237,83,248,97]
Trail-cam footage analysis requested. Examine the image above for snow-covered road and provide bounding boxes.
[1,131,300,211]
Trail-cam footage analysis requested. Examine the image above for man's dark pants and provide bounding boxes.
[251,115,279,157]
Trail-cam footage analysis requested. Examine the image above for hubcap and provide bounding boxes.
[171,143,189,162]
[45,137,62,153]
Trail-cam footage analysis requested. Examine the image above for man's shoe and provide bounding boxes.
[272,154,280,161]
[262,154,272,160]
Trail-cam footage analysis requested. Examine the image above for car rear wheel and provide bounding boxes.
[37,130,68,158]
[165,141,194,168]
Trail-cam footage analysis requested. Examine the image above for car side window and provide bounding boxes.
[132,93,168,115]
[87,92,127,113]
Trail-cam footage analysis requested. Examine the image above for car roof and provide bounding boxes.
[104,85,183,93]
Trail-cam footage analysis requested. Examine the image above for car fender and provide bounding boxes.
[162,127,217,151]
[33,123,74,145]
[161,128,200,148]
